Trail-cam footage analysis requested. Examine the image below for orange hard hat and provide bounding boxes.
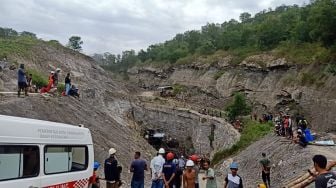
[166,152,174,160]
[190,154,199,162]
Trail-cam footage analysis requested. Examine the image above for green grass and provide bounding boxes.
[26,69,48,88]
[0,36,39,58]
[211,120,273,165]
[172,84,187,95]
[282,74,297,85]
[274,42,331,65]
[57,83,65,94]
[214,70,225,80]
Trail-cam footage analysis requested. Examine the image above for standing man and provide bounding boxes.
[26,73,33,92]
[162,152,176,188]
[183,160,196,188]
[65,73,71,95]
[17,64,28,97]
[312,155,336,188]
[173,159,183,188]
[224,162,243,188]
[130,151,147,188]
[259,153,271,188]
[202,161,217,188]
[287,114,293,139]
[190,155,200,188]
[178,155,186,169]
[150,148,166,188]
[104,148,119,188]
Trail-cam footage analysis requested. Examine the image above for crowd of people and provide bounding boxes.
[17,64,79,97]
[272,112,314,147]
[93,148,335,188]
[92,147,246,188]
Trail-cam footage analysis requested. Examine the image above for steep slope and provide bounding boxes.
[0,42,156,183]
[214,134,336,187]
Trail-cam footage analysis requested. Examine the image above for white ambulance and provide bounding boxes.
[0,115,94,188]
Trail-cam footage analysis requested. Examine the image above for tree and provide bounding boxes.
[0,27,18,38]
[20,31,37,38]
[67,36,83,51]
[239,12,251,23]
[308,0,336,46]
[226,93,251,121]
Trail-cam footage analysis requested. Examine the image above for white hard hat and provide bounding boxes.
[56,68,61,72]
[158,148,165,154]
[50,71,55,74]
[109,148,116,155]
[186,160,194,167]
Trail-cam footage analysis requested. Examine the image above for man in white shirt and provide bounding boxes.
[150,148,166,188]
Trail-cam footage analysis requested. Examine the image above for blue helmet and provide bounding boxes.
[94,161,100,169]
[229,162,238,169]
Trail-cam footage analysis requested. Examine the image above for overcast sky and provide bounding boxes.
[0,0,307,55]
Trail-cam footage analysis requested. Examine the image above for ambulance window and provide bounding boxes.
[0,145,39,181]
[44,146,88,174]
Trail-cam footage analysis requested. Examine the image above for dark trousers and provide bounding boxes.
[262,171,270,187]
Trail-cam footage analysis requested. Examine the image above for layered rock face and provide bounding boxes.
[127,55,336,132]
[132,103,240,156]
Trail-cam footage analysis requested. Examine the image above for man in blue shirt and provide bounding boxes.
[162,152,176,188]
[130,151,147,188]
[17,64,28,97]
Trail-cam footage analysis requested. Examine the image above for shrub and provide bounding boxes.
[213,70,225,80]
[27,69,48,88]
[57,83,65,94]
[300,72,317,85]
[172,84,186,95]
[226,92,252,121]
[212,120,273,165]
[326,63,336,76]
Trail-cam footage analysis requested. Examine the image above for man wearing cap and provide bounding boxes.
[150,148,166,188]
[104,148,119,188]
[259,153,271,188]
[224,162,243,188]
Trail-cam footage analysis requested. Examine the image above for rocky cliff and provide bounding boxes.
[127,54,336,132]
[0,44,156,183]
[132,102,240,157]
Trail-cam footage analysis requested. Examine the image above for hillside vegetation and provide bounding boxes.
[93,0,336,72]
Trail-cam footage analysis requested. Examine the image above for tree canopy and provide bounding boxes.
[67,36,83,51]
[94,0,336,71]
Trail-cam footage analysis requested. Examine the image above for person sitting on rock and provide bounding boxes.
[294,129,308,147]
[69,85,80,98]
[40,71,55,94]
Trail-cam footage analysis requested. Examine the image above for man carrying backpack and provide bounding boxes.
[259,153,271,188]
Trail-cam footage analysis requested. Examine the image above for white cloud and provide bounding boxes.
[0,0,307,54]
